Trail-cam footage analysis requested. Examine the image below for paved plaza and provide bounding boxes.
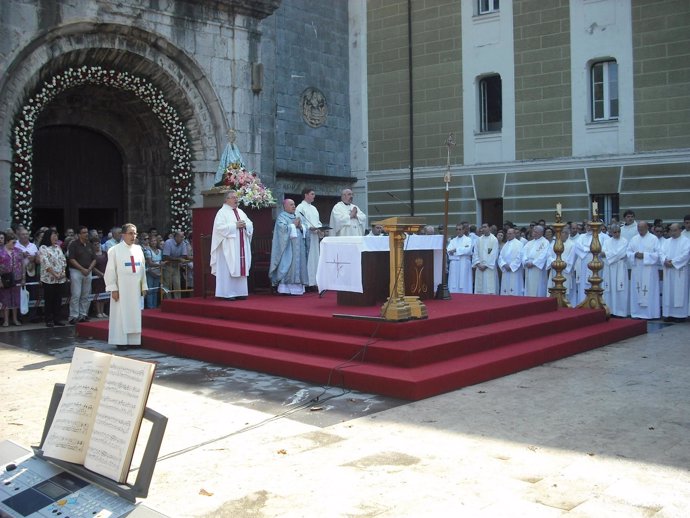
[1,318,689,517]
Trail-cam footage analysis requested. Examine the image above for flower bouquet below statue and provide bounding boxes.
[216,162,276,209]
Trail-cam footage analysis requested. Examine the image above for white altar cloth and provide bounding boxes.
[316,235,444,293]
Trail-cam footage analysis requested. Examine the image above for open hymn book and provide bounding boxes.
[41,347,156,484]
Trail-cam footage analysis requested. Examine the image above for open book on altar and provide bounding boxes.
[41,347,156,484]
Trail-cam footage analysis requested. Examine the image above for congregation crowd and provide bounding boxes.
[0,224,193,328]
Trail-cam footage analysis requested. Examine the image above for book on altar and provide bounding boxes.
[41,347,156,484]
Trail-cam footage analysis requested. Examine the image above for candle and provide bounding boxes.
[556,203,562,217]
[593,201,598,216]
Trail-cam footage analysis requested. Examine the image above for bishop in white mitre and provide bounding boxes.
[447,224,473,294]
[498,228,524,297]
[601,224,629,318]
[626,222,661,320]
[521,225,550,297]
[472,223,499,295]
[660,223,690,321]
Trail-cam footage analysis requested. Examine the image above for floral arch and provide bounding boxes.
[11,65,193,232]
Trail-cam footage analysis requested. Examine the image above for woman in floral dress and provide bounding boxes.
[38,229,67,327]
[0,230,25,326]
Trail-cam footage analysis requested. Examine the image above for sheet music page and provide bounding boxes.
[84,355,155,483]
[42,348,111,463]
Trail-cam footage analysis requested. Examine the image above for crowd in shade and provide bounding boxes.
[444,211,690,322]
[0,223,193,327]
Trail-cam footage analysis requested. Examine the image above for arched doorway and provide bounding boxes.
[32,125,123,234]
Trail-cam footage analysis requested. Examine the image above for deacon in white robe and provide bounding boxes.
[566,224,583,305]
[660,223,690,320]
[498,229,524,296]
[329,188,366,236]
[269,199,308,295]
[296,188,323,288]
[601,225,629,317]
[472,224,499,294]
[447,225,473,294]
[626,222,661,320]
[105,223,148,349]
[210,190,254,299]
[521,226,550,297]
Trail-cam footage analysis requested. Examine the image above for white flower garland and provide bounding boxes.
[11,65,193,232]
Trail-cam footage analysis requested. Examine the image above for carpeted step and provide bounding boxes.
[157,294,559,339]
[338,318,647,400]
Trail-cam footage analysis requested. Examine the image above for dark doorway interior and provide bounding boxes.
[481,198,504,227]
[32,125,123,233]
[32,208,64,235]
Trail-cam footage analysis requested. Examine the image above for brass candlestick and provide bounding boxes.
[576,216,610,317]
[548,213,571,307]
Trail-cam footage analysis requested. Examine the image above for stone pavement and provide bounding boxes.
[1,318,689,517]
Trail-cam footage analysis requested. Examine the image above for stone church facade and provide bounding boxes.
[0,0,363,233]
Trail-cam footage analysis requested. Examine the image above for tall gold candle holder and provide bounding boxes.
[548,212,571,308]
[576,215,610,317]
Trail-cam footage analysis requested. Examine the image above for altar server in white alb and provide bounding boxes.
[447,223,473,293]
[210,190,254,300]
[600,224,629,318]
[472,223,499,294]
[105,223,148,350]
[626,221,661,320]
[660,223,690,322]
[498,228,524,296]
[295,187,323,289]
[521,225,551,297]
[329,188,366,236]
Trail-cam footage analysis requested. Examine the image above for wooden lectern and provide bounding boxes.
[376,217,428,321]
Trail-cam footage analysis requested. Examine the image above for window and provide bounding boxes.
[478,0,499,15]
[591,60,618,121]
[480,75,502,132]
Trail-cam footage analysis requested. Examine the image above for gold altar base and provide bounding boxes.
[404,296,428,319]
[381,297,412,322]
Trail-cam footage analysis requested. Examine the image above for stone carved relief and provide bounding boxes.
[300,87,327,128]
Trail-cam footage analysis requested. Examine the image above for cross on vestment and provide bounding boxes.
[124,257,141,272]
[619,281,624,290]
[636,282,641,294]
[642,285,648,296]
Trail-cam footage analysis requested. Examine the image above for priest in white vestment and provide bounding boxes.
[660,223,690,321]
[329,188,366,236]
[601,224,629,317]
[447,224,473,293]
[626,221,661,319]
[472,223,498,294]
[521,226,550,297]
[269,199,308,295]
[210,190,254,299]
[498,229,524,296]
[105,223,148,349]
[296,188,323,289]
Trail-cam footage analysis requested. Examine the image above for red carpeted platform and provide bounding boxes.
[76,293,646,400]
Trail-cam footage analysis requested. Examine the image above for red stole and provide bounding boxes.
[233,208,246,276]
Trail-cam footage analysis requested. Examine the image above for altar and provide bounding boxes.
[316,235,444,305]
